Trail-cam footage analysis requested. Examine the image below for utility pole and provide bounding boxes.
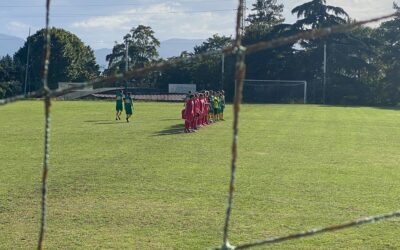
[125,39,129,73]
[125,39,129,90]
[24,28,31,96]
[323,42,327,104]
[221,53,225,90]
[239,0,246,36]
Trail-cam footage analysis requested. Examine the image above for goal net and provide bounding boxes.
[243,79,307,104]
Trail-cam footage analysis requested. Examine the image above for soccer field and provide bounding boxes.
[1,101,400,249]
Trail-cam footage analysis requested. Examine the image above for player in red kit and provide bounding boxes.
[192,93,200,130]
[184,94,195,133]
[198,93,205,127]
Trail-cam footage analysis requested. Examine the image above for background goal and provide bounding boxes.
[243,79,307,104]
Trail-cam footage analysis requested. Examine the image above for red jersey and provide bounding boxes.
[199,98,205,113]
[194,98,200,114]
[204,97,209,112]
[185,99,194,118]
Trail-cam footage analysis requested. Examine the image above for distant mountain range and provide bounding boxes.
[94,38,205,70]
[0,34,25,57]
[158,38,204,58]
[0,33,204,70]
[94,48,111,70]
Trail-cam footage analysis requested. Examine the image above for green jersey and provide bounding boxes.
[208,95,214,105]
[116,91,123,111]
[124,95,133,115]
[116,91,123,101]
[213,96,219,109]
[124,95,132,105]
[208,95,214,114]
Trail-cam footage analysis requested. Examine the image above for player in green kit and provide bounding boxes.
[124,92,134,123]
[115,89,124,120]
[219,91,225,120]
[208,91,215,123]
[212,93,219,121]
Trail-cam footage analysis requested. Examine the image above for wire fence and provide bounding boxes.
[1,0,400,249]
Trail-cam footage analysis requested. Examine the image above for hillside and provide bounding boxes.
[158,38,204,58]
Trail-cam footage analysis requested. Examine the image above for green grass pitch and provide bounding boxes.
[1,101,400,249]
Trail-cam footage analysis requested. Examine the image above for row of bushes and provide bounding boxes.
[0,81,22,99]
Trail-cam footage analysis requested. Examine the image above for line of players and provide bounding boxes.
[182,90,225,133]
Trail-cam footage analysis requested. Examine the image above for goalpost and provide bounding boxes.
[243,79,308,104]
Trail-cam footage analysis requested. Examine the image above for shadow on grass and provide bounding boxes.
[84,120,111,123]
[316,104,400,111]
[159,118,182,121]
[370,106,400,111]
[94,122,128,125]
[84,119,129,125]
[154,123,185,136]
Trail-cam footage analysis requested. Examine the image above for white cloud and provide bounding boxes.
[70,3,236,48]
[73,15,132,29]
[69,0,395,49]
[72,3,188,29]
[8,21,29,30]
[281,0,394,23]
[5,21,30,38]
[328,0,393,20]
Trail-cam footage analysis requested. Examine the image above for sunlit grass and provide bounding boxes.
[1,101,400,249]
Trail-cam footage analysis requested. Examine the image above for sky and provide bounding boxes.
[0,0,396,49]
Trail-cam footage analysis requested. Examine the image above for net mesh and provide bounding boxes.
[0,1,400,249]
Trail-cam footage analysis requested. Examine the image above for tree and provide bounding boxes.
[193,34,232,91]
[244,0,285,46]
[0,55,21,98]
[246,0,284,27]
[157,52,195,91]
[242,0,296,86]
[291,0,355,104]
[292,0,348,30]
[155,34,236,98]
[194,34,232,54]
[104,42,126,75]
[129,25,160,68]
[14,28,99,90]
[291,0,349,52]
[106,25,160,76]
[243,23,297,78]
[324,26,381,105]
[373,4,400,105]
[0,55,17,82]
